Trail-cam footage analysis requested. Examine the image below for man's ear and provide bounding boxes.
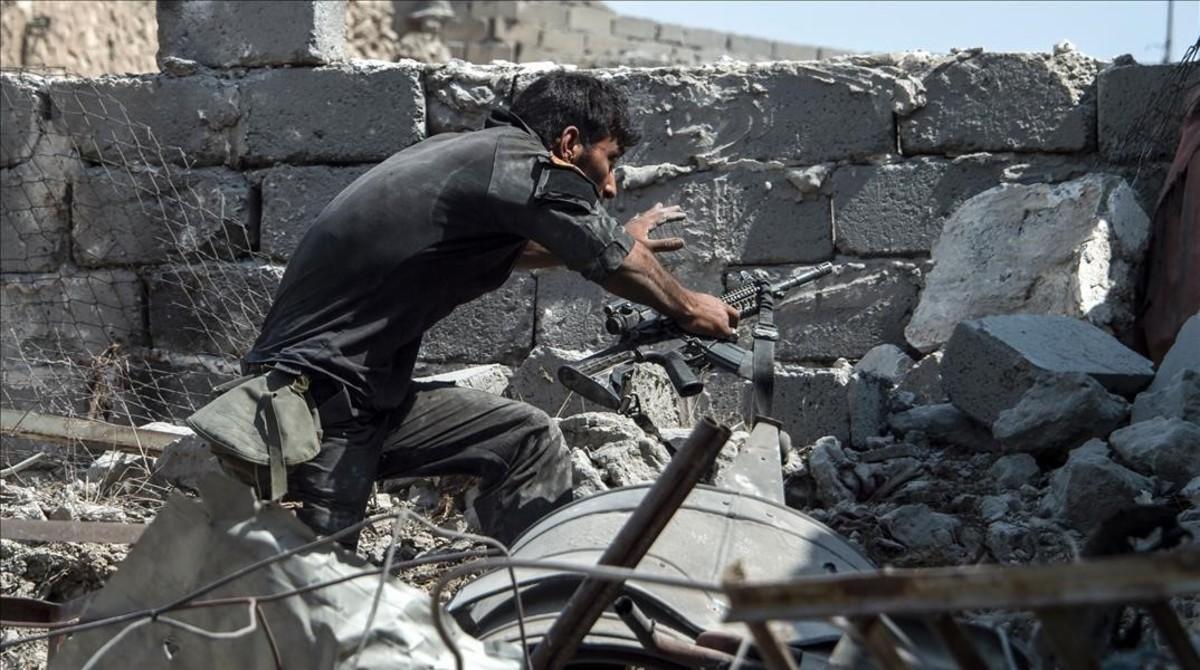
[552,126,582,162]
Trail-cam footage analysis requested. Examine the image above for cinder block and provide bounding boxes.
[729,260,921,362]
[156,0,345,68]
[900,51,1100,154]
[657,23,686,46]
[425,61,520,135]
[611,16,657,41]
[147,262,284,357]
[0,361,93,416]
[601,63,894,166]
[48,74,239,168]
[1,72,43,168]
[2,158,73,272]
[585,32,639,61]
[539,28,586,54]
[684,27,729,51]
[1,269,146,362]
[259,165,371,260]
[610,168,833,266]
[517,2,569,28]
[442,15,488,43]
[772,42,819,61]
[419,272,536,365]
[943,315,1155,426]
[772,363,852,445]
[469,1,520,21]
[565,4,614,32]
[240,63,424,166]
[728,34,773,58]
[468,40,516,63]
[1099,64,1200,163]
[534,270,613,351]
[73,166,252,267]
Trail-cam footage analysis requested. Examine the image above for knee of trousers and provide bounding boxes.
[513,405,567,458]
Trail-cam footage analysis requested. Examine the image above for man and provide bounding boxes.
[243,72,738,547]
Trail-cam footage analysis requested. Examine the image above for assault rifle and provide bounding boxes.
[558,262,834,413]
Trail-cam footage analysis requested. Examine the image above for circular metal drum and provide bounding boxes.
[448,483,875,667]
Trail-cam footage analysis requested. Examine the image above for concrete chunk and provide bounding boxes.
[906,175,1151,352]
[854,344,914,384]
[259,165,371,260]
[240,63,424,166]
[1099,64,1200,163]
[147,262,284,356]
[419,273,535,365]
[600,63,897,166]
[889,403,994,450]
[156,0,346,68]
[1148,314,1200,393]
[943,315,1154,426]
[896,350,946,405]
[1,269,145,361]
[1109,417,1200,488]
[900,50,1100,153]
[48,74,240,168]
[1,72,43,168]
[506,345,601,418]
[772,363,851,445]
[1,158,73,272]
[73,166,252,267]
[424,61,519,136]
[1133,369,1200,424]
[611,16,658,41]
[612,168,832,266]
[1040,439,1154,531]
[991,373,1129,452]
[987,453,1039,490]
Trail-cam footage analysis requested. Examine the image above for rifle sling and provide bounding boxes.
[751,292,778,420]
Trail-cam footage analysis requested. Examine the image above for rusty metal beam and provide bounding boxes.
[0,518,145,544]
[1,409,181,456]
[724,549,1200,622]
[1147,600,1200,669]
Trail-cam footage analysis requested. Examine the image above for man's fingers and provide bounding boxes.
[647,237,686,252]
[726,304,740,328]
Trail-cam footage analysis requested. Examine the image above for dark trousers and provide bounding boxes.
[286,380,575,549]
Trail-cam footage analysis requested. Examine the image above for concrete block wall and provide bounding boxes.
[0,7,1190,443]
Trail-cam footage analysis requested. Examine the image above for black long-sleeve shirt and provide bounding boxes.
[245,110,632,410]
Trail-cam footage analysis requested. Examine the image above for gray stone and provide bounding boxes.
[773,363,851,445]
[599,62,900,166]
[991,373,1130,452]
[622,363,684,429]
[1,158,72,272]
[259,165,371,260]
[942,315,1155,426]
[240,63,424,166]
[888,404,994,450]
[48,74,240,167]
[979,494,1017,522]
[988,453,1039,489]
[419,273,535,365]
[533,270,613,352]
[147,262,284,357]
[854,344,914,384]
[559,412,671,488]
[1109,417,1200,488]
[1183,477,1200,506]
[146,426,223,492]
[900,50,1099,153]
[157,0,346,68]
[1149,314,1200,393]
[1133,368,1200,424]
[86,450,147,494]
[1040,439,1154,531]
[986,521,1036,564]
[424,61,519,136]
[610,168,832,266]
[1,72,43,168]
[506,345,599,418]
[570,448,608,498]
[743,261,921,362]
[807,436,857,506]
[1099,63,1200,163]
[1,269,145,362]
[881,503,961,551]
[907,175,1151,352]
[848,372,889,449]
[73,166,252,267]
[896,350,946,405]
[612,16,658,41]
[0,362,92,417]
[413,364,513,397]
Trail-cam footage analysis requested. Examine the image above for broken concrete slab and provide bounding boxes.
[773,363,851,446]
[906,174,1151,352]
[1148,313,1200,393]
[258,164,372,260]
[558,412,671,487]
[1040,439,1154,532]
[1,72,43,168]
[146,261,284,357]
[1099,63,1200,163]
[47,74,240,167]
[987,453,1040,490]
[942,315,1155,426]
[855,344,914,384]
[895,350,946,405]
[807,436,858,507]
[599,62,900,166]
[239,62,424,166]
[888,403,994,450]
[1132,368,1200,425]
[419,273,536,366]
[1109,417,1200,489]
[506,345,599,418]
[848,372,890,449]
[900,49,1100,154]
[157,0,346,68]
[72,166,252,267]
[991,373,1129,452]
[424,61,519,135]
[1,159,72,272]
[881,503,962,554]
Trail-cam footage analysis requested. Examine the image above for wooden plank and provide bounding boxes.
[1,409,182,456]
[724,550,1200,622]
[0,518,145,544]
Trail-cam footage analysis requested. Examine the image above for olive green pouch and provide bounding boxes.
[185,369,322,500]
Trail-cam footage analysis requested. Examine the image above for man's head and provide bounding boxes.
[511,72,640,199]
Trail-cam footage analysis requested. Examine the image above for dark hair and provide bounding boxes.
[510,72,641,152]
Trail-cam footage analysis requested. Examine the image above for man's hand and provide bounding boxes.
[679,291,740,339]
[625,203,686,254]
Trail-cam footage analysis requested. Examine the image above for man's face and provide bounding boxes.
[572,136,622,200]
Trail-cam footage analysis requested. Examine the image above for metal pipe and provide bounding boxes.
[530,417,732,670]
[614,596,769,670]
